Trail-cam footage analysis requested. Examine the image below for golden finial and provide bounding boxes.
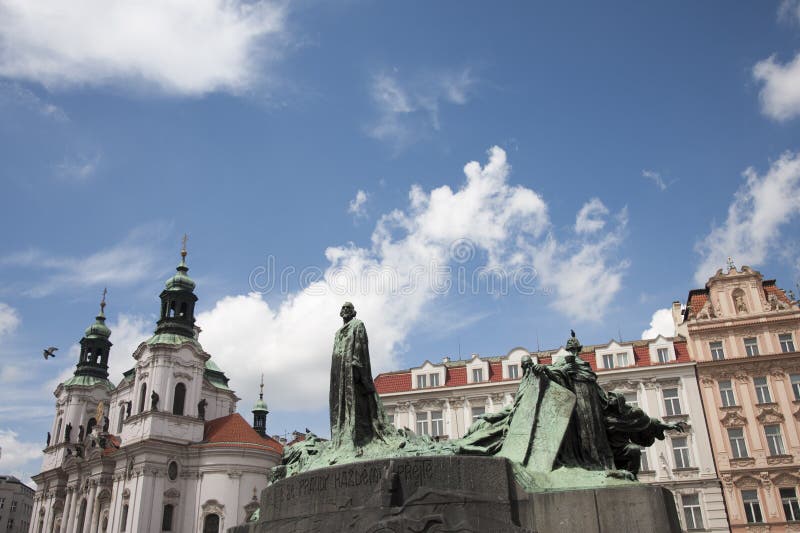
[100,287,107,314]
[181,233,188,259]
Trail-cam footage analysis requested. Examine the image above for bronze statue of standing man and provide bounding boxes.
[329,302,388,449]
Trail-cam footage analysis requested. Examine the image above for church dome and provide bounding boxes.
[165,259,196,292]
[252,397,269,413]
[84,314,111,339]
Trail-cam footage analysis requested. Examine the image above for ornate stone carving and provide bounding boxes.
[720,410,748,427]
[734,371,750,383]
[733,474,760,488]
[730,457,756,468]
[755,405,784,425]
[699,377,715,387]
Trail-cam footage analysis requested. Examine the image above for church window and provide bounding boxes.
[117,406,125,432]
[120,504,128,531]
[203,513,220,533]
[764,425,785,456]
[139,383,147,413]
[681,494,703,530]
[76,499,87,532]
[742,490,763,523]
[168,461,178,481]
[779,333,795,353]
[172,383,186,416]
[179,302,187,317]
[753,377,771,404]
[719,380,736,407]
[87,417,96,435]
[662,388,682,416]
[55,419,62,443]
[161,504,174,531]
[728,428,748,458]
[709,341,724,360]
[168,302,176,318]
[744,337,759,357]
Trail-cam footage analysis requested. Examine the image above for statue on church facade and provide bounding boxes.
[329,302,390,449]
[151,391,159,411]
[64,423,72,443]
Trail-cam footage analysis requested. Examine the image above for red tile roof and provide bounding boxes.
[763,281,791,304]
[199,413,283,454]
[374,340,691,394]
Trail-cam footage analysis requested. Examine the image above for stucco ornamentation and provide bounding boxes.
[720,410,748,427]
[755,405,784,425]
[765,455,794,466]
[733,474,760,488]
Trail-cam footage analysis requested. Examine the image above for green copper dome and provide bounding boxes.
[84,315,111,339]
[252,397,269,412]
[165,258,196,292]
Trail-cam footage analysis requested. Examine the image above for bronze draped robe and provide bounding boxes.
[329,318,387,448]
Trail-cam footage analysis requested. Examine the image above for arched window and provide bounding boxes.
[172,383,186,416]
[139,383,147,414]
[117,406,125,433]
[161,504,174,531]
[120,504,128,531]
[179,302,187,317]
[203,514,220,533]
[168,302,176,318]
[55,418,62,443]
[87,417,97,435]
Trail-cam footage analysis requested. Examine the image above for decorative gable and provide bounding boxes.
[756,405,784,425]
[466,355,489,384]
[411,361,445,390]
[502,347,529,379]
[647,336,675,364]
[720,410,748,428]
[595,341,634,370]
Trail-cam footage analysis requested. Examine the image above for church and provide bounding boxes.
[29,246,283,533]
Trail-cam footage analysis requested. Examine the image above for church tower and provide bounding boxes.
[252,375,269,437]
[40,291,115,472]
[154,235,198,339]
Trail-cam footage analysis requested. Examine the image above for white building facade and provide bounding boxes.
[375,336,730,532]
[30,250,281,533]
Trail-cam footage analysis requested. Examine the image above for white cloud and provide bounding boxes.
[575,198,609,234]
[0,81,67,121]
[348,190,369,218]
[0,302,20,340]
[778,0,800,24]
[55,153,101,182]
[196,146,628,414]
[367,68,475,150]
[694,151,800,284]
[0,429,42,487]
[753,53,800,121]
[642,169,668,191]
[641,308,675,339]
[1,224,168,297]
[0,0,287,95]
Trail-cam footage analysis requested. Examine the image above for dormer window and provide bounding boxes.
[657,348,669,363]
[411,362,445,389]
[603,352,628,369]
[508,364,519,379]
[472,368,484,382]
[417,375,427,389]
[603,354,614,368]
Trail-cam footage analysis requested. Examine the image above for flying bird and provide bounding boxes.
[43,346,58,360]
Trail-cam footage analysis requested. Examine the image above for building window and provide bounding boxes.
[728,428,748,458]
[471,406,485,422]
[508,364,519,379]
[623,392,639,408]
[603,354,614,368]
[681,494,704,530]
[10,501,16,512]
[780,487,800,522]
[744,337,759,357]
[753,376,772,404]
[415,413,429,436]
[640,451,650,472]
[168,461,178,481]
[121,504,128,531]
[742,490,763,523]
[657,347,669,363]
[663,388,682,416]
[764,425,785,456]
[792,374,800,401]
[616,352,629,367]
[709,341,725,360]
[161,504,174,531]
[779,333,796,353]
[117,406,125,433]
[672,437,691,468]
[7,520,13,530]
[416,375,427,389]
[430,410,444,437]
[430,373,440,387]
[719,380,736,407]
[472,368,483,382]
[172,383,186,416]
[0,497,4,509]
[387,413,394,427]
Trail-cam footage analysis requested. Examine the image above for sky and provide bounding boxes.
[2,1,800,486]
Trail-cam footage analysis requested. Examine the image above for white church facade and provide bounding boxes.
[29,247,282,533]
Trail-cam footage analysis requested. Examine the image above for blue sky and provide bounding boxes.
[2,1,800,484]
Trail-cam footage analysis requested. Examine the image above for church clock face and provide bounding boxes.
[168,461,178,480]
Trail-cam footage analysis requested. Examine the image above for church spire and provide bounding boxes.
[252,374,269,437]
[74,288,113,379]
[154,234,198,339]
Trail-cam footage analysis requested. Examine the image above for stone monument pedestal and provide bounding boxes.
[230,456,681,533]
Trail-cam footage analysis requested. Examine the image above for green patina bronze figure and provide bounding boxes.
[329,302,391,450]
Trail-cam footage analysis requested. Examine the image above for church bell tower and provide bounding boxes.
[154,235,198,339]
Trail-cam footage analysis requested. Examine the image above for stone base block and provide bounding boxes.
[230,456,680,533]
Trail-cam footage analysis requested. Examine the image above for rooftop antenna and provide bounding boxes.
[618,325,623,343]
[535,330,540,352]
[458,338,462,360]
